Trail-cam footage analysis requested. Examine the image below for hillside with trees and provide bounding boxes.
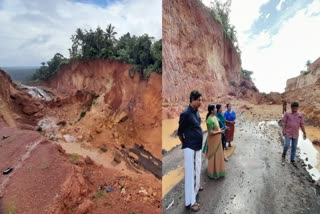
[32,24,162,81]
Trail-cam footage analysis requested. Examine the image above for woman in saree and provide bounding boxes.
[215,104,229,162]
[202,104,225,179]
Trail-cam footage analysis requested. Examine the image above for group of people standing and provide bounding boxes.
[177,90,308,212]
[177,90,236,212]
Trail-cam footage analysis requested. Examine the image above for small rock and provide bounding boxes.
[100,145,108,152]
[78,199,93,214]
[57,121,67,127]
[121,188,126,194]
[113,152,122,164]
[129,152,139,161]
[75,160,85,166]
[308,164,313,170]
[147,187,153,195]
[84,156,94,164]
[63,134,76,143]
[139,187,148,195]
[2,136,9,140]
[312,139,320,146]
[106,187,114,193]
[113,132,119,139]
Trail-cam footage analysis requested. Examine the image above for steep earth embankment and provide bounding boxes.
[286,57,320,92]
[43,60,162,159]
[0,69,44,129]
[0,128,161,214]
[163,0,260,119]
[0,60,162,213]
[283,57,320,126]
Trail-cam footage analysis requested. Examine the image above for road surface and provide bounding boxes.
[163,117,320,214]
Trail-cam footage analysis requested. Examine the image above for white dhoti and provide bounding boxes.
[184,148,202,206]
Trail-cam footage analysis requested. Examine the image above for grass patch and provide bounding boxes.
[77,111,86,122]
[91,100,97,105]
[69,154,79,163]
[5,202,16,214]
[80,111,86,119]
[95,189,104,199]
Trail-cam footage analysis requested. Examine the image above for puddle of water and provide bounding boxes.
[262,121,320,180]
[305,125,320,143]
[162,113,207,152]
[258,120,279,127]
[162,165,184,198]
[58,141,128,171]
[162,118,180,152]
[297,130,320,181]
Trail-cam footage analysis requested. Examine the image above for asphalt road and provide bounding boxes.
[163,118,320,214]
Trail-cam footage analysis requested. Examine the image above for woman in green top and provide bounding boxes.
[203,104,225,179]
[215,104,229,162]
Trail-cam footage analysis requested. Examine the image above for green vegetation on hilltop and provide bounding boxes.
[32,24,162,81]
[241,69,253,80]
[208,0,240,53]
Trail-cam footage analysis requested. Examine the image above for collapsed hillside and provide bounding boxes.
[283,57,320,126]
[0,60,162,213]
[163,0,260,119]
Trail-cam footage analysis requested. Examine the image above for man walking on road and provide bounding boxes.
[282,101,307,167]
[178,90,203,212]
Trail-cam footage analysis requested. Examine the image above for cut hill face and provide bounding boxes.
[44,60,162,159]
[285,58,320,92]
[163,0,260,119]
[0,69,44,129]
[0,60,162,213]
[283,57,320,126]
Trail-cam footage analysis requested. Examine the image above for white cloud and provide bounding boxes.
[201,0,320,93]
[0,0,162,66]
[244,0,320,93]
[201,0,270,34]
[276,0,286,11]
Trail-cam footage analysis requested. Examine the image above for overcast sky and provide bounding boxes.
[0,0,161,67]
[202,0,320,93]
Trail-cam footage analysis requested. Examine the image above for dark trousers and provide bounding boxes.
[221,133,226,150]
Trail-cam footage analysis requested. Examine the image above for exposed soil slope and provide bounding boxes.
[162,0,260,119]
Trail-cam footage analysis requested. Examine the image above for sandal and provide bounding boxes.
[190,203,200,212]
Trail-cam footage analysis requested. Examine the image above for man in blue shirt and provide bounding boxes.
[224,103,236,148]
[178,90,203,212]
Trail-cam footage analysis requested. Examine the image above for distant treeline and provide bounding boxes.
[32,24,162,81]
[2,66,39,82]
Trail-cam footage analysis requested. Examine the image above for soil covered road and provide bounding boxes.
[163,116,320,214]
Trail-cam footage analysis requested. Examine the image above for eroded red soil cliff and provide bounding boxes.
[162,0,260,119]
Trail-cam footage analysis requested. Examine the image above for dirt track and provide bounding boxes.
[163,116,320,214]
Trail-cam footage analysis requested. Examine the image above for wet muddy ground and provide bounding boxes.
[163,116,320,214]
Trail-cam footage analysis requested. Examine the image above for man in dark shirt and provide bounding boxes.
[178,90,203,212]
